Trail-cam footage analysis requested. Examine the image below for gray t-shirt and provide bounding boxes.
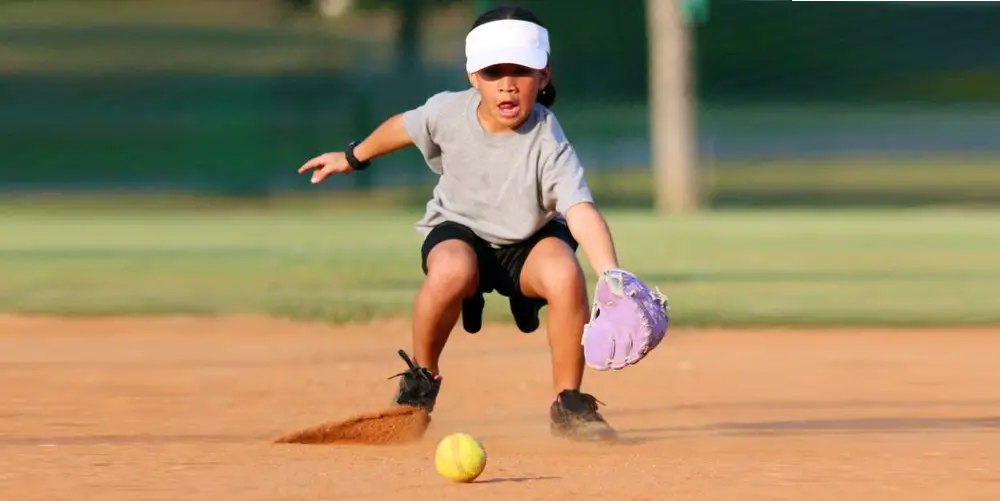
[402,88,594,246]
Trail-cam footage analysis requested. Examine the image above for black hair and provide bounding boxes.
[471,6,557,109]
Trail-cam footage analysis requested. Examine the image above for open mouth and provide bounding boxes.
[497,99,520,119]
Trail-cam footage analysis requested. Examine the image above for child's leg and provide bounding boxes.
[517,236,589,394]
[512,223,616,441]
[412,239,479,375]
[394,226,483,414]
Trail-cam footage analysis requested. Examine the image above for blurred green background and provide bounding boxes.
[1,0,998,326]
[3,0,999,205]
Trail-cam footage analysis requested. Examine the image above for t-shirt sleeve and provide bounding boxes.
[540,140,595,215]
[402,91,451,167]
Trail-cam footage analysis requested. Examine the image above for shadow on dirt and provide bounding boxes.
[608,398,1000,416]
[477,476,561,484]
[617,415,1000,443]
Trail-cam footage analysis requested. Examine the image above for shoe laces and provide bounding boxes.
[388,349,436,387]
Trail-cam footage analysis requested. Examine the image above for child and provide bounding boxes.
[299,5,623,441]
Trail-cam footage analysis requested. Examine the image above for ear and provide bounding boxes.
[539,65,552,89]
[467,72,479,89]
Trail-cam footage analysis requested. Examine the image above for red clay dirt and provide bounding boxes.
[1,314,999,500]
[274,405,431,445]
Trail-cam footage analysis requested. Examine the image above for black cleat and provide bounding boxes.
[388,349,442,413]
[461,293,485,334]
[509,294,542,334]
[549,389,618,442]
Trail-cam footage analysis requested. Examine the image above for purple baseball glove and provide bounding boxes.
[581,268,669,371]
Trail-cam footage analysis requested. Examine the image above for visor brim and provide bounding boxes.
[466,47,548,74]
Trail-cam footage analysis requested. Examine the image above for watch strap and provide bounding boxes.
[345,141,371,171]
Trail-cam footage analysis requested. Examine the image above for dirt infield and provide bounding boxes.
[2,315,999,500]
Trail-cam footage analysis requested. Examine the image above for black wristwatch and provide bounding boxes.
[345,141,371,171]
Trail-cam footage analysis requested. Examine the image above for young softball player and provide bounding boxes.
[299,6,624,441]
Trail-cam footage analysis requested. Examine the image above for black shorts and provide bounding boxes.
[419,219,579,332]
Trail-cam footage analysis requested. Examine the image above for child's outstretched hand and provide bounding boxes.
[298,152,352,184]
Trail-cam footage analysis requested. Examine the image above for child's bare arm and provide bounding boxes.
[353,113,414,163]
[298,113,413,184]
[540,140,619,275]
[564,202,620,276]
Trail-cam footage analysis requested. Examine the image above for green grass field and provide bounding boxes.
[1,204,997,327]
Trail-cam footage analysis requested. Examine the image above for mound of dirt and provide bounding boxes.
[274,405,431,445]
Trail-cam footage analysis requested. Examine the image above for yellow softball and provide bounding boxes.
[434,432,487,483]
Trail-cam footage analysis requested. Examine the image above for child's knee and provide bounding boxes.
[538,257,587,304]
[425,241,479,298]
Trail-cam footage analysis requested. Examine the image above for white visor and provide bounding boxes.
[465,19,550,73]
